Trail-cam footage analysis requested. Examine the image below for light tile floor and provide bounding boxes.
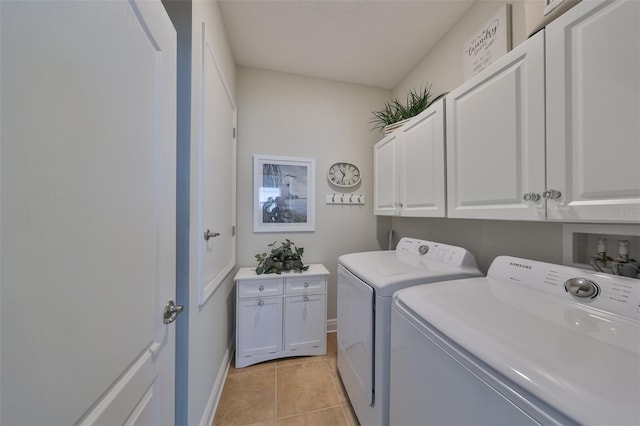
[213,332,359,426]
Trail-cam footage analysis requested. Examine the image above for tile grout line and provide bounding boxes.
[323,358,351,424]
[274,361,278,425]
[275,402,351,422]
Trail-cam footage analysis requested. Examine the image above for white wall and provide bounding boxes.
[236,67,391,320]
[389,0,565,273]
[394,1,528,101]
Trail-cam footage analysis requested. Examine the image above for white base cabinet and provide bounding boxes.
[234,264,329,368]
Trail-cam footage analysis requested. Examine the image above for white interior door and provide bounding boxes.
[0,1,177,425]
[197,23,237,304]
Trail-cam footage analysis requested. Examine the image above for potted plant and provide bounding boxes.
[254,239,310,275]
[370,85,435,134]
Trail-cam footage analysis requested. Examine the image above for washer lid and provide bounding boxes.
[394,275,640,425]
[338,239,481,296]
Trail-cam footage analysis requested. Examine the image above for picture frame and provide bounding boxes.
[253,154,316,232]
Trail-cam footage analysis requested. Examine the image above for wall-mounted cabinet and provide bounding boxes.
[545,0,640,222]
[373,0,638,224]
[445,30,546,221]
[374,98,446,217]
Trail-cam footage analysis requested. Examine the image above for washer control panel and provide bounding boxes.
[490,256,640,321]
[396,238,479,269]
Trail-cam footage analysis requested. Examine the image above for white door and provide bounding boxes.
[545,0,640,222]
[284,294,326,352]
[237,297,283,358]
[446,30,546,221]
[197,24,237,304]
[373,133,399,215]
[398,98,446,217]
[0,1,177,425]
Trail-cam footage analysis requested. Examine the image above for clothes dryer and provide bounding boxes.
[337,238,482,425]
[390,256,640,425]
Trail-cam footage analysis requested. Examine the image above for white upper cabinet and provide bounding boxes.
[545,0,640,222]
[374,98,446,217]
[446,30,546,221]
[374,133,399,215]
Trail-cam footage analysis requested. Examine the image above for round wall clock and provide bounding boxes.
[328,161,361,188]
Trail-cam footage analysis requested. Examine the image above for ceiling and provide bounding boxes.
[218,0,476,90]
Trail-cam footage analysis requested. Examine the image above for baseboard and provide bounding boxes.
[326,318,337,333]
[200,335,234,426]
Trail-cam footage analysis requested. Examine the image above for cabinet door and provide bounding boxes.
[446,30,546,220]
[398,98,446,217]
[237,297,283,358]
[374,133,399,215]
[546,0,640,222]
[284,294,326,352]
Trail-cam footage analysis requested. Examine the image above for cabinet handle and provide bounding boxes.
[523,192,541,202]
[258,300,264,307]
[258,285,264,291]
[303,296,309,302]
[304,282,309,288]
[543,189,562,200]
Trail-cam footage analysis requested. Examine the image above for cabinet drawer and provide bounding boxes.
[285,276,326,295]
[237,278,283,298]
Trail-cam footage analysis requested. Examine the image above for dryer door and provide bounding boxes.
[337,265,374,405]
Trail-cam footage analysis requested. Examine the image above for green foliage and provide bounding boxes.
[255,239,310,275]
[370,85,434,131]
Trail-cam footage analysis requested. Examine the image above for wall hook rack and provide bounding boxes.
[326,193,365,205]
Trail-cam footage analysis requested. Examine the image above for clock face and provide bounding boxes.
[328,162,361,188]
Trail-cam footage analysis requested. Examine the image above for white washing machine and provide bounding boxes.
[390,256,640,425]
[337,238,482,425]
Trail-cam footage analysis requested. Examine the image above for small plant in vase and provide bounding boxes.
[255,239,310,275]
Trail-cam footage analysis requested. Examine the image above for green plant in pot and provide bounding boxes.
[370,85,435,132]
[255,239,310,275]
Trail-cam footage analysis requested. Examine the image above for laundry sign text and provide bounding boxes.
[464,5,511,79]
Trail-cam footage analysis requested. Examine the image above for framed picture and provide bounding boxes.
[253,154,316,232]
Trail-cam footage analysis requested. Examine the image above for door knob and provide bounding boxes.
[204,229,220,241]
[163,300,184,324]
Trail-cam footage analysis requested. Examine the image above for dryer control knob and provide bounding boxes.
[418,245,429,255]
[564,278,599,298]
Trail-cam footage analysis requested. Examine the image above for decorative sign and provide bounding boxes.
[463,5,511,79]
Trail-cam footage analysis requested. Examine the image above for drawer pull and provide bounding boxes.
[258,300,264,307]
[259,285,264,291]
[303,296,309,302]
[304,282,309,288]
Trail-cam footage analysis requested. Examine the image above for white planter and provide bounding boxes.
[383,118,411,135]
